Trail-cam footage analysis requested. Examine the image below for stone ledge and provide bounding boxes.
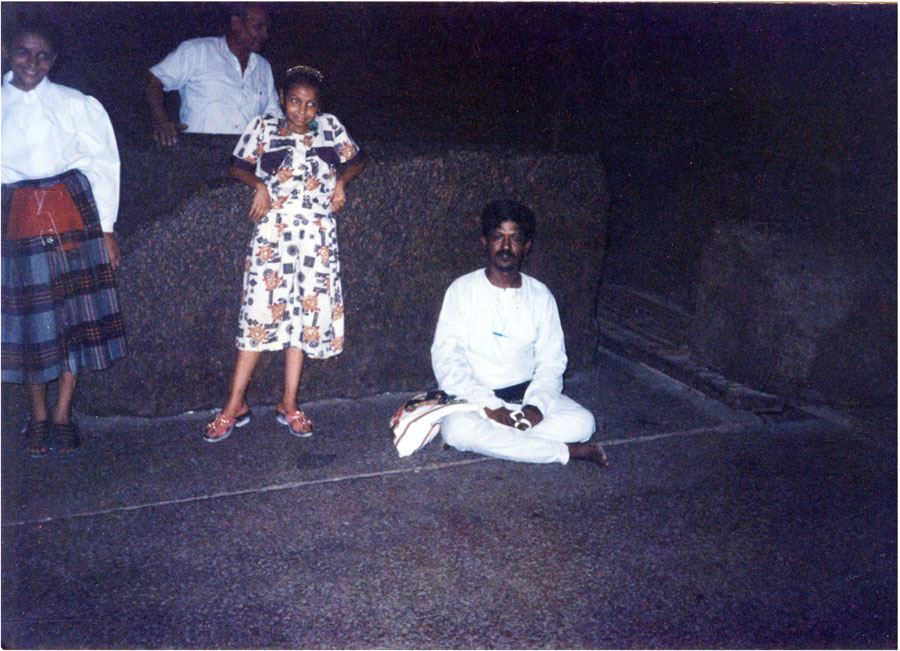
[76,141,609,416]
[596,283,786,414]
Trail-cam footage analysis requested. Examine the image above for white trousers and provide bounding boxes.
[440,394,596,464]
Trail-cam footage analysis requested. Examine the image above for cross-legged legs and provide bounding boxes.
[441,394,604,465]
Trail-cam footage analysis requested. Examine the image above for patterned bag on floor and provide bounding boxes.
[390,389,482,457]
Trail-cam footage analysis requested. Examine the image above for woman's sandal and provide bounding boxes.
[203,410,252,443]
[276,405,313,438]
[24,420,52,458]
[54,422,81,454]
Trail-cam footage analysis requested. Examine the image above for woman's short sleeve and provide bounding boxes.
[322,115,360,165]
[230,116,267,172]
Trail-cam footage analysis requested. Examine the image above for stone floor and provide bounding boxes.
[1,348,896,649]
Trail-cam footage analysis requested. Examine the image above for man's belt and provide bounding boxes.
[493,381,530,404]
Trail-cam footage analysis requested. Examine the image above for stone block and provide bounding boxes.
[77,140,608,416]
[689,219,896,407]
[116,135,238,238]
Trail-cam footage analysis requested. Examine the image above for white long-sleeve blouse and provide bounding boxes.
[1,72,120,232]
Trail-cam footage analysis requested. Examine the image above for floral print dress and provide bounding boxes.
[230,113,359,357]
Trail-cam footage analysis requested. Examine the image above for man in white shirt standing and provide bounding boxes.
[431,200,608,467]
[145,2,282,146]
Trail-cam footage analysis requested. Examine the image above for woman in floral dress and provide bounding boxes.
[205,65,365,441]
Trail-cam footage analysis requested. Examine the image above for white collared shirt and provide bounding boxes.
[1,72,120,232]
[431,269,567,414]
[150,36,282,134]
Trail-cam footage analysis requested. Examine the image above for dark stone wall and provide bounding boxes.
[598,5,896,412]
[601,124,897,410]
[116,135,237,238]
[689,221,896,407]
[77,139,608,416]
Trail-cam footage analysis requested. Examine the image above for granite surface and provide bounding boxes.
[77,139,608,416]
[689,219,897,407]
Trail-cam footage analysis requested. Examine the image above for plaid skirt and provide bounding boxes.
[1,170,126,384]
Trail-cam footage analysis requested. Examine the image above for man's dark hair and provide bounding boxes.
[226,2,267,24]
[480,200,536,242]
[227,3,251,21]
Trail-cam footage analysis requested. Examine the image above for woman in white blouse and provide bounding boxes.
[1,19,127,457]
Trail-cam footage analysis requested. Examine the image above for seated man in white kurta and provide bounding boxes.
[430,200,608,467]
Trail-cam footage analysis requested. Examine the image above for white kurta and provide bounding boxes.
[431,269,596,464]
[1,73,120,232]
[150,36,282,135]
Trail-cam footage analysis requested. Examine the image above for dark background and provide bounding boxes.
[5,2,895,256]
[5,2,895,151]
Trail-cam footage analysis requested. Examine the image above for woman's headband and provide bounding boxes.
[285,65,324,82]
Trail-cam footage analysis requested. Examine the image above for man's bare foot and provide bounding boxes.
[568,442,608,467]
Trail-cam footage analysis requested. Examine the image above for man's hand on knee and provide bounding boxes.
[521,405,543,428]
[484,406,517,428]
[510,405,543,430]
